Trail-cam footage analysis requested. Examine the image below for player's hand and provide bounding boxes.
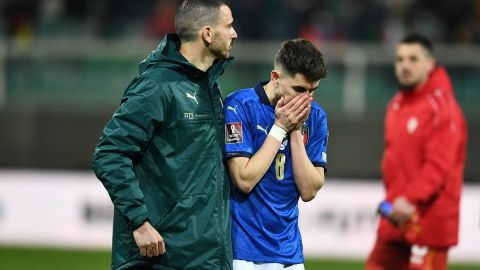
[294,92,314,131]
[133,221,166,257]
[274,94,312,132]
[390,196,416,226]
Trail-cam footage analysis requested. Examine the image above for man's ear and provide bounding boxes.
[201,26,213,44]
[271,70,280,87]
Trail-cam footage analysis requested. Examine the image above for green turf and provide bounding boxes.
[0,246,478,270]
[0,246,111,270]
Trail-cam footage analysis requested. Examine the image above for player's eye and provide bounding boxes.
[292,86,307,93]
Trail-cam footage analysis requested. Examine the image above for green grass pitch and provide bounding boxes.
[0,246,478,270]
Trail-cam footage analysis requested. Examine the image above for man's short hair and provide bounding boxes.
[275,39,327,82]
[401,34,434,56]
[175,0,226,42]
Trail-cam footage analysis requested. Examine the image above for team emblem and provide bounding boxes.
[407,117,418,134]
[225,122,243,144]
[301,124,309,145]
[410,245,429,266]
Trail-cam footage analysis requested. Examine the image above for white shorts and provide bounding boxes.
[233,259,305,270]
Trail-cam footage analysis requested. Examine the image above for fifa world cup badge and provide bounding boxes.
[225,122,243,144]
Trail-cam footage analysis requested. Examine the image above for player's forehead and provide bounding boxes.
[218,4,233,24]
[396,43,428,58]
[285,73,319,89]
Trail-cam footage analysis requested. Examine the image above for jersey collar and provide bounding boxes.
[254,81,272,106]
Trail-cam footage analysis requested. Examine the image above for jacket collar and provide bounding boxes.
[399,65,453,100]
[254,81,272,106]
[139,34,233,81]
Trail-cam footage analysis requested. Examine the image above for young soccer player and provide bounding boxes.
[224,39,328,270]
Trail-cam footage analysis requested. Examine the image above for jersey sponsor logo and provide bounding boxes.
[301,124,309,145]
[226,122,243,144]
[184,112,208,120]
[186,91,198,104]
[227,105,239,115]
[256,124,268,135]
[407,117,418,134]
[184,112,195,120]
[322,152,327,162]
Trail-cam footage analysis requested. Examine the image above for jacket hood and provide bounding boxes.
[138,33,233,79]
[428,65,454,96]
[139,34,189,73]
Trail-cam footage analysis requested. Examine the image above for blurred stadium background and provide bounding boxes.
[0,0,479,269]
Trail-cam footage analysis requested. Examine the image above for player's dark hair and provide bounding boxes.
[175,0,227,42]
[275,39,327,82]
[401,34,434,55]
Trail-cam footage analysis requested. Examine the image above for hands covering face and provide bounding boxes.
[274,93,313,132]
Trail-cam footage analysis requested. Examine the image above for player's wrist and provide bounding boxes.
[273,119,288,132]
[269,124,287,142]
[294,123,304,131]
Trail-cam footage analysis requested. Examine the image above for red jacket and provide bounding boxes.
[378,66,467,248]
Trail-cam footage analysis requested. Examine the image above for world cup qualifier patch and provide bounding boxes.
[225,122,243,144]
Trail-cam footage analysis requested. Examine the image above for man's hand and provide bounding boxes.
[274,94,312,132]
[390,196,416,226]
[133,221,166,257]
[294,92,314,131]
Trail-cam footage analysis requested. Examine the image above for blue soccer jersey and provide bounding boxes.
[224,81,328,264]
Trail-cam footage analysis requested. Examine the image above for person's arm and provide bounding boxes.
[289,130,325,202]
[93,77,166,256]
[228,94,311,193]
[228,137,281,193]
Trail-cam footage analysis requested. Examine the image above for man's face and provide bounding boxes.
[395,43,434,90]
[277,72,319,103]
[210,5,237,58]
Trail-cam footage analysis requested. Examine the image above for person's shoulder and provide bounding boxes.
[123,76,160,98]
[424,88,451,113]
[141,66,185,85]
[310,101,327,118]
[224,87,258,105]
[425,88,454,121]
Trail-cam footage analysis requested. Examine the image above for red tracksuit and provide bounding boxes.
[366,66,467,270]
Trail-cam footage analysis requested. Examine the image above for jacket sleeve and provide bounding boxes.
[404,96,457,204]
[92,77,165,229]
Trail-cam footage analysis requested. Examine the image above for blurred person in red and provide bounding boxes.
[144,0,177,39]
[365,34,467,270]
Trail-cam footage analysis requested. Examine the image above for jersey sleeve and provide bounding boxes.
[224,95,254,158]
[307,110,328,169]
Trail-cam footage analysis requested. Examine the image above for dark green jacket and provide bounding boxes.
[93,34,233,270]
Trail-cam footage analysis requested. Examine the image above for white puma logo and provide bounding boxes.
[256,124,269,135]
[186,92,198,104]
[227,105,238,115]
